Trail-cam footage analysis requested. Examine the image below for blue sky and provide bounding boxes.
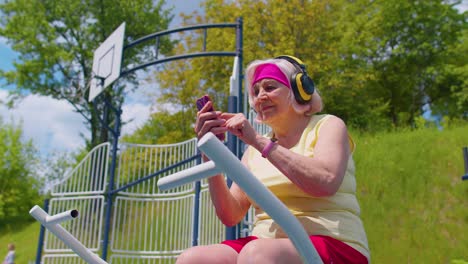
[0,1,203,159]
[0,42,15,71]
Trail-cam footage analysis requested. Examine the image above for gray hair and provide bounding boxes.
[245,57,323,122]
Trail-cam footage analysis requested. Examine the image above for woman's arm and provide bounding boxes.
[203,150,252,226]
[194,101,251,226]
[222,113,350,197]
[207,172,252,226]
[258,116,350,196]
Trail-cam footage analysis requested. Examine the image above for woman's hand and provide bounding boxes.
[220,113,259,146]
[194,104,252,225]
[194,100,227,140]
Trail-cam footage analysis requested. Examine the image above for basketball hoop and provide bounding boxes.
[88,22,126,102]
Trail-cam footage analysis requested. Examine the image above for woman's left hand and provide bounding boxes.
[220,113,258,146]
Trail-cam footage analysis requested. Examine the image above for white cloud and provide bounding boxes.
[121,102,151,136]
[0,90,88,156]
[457,2,468,13]
[0,89,153,158]
[0,0,202,158]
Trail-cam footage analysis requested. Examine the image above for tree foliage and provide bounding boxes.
[0,119,42,225]
[121,111,195,144]
[0,0,174,148]
[138,0,467,136]
[361,0,467,126]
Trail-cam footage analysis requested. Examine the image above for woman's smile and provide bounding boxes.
[261,104,274,113]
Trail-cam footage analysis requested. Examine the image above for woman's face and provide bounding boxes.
[252,78,291,122]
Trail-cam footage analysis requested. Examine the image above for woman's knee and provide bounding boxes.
[237,240,267,262]
[176,244,237,264]
[237,239,303,264]
[176,247,202,264]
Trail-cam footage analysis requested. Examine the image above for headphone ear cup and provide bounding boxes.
[275,55,315,104]
[290,73,301,103]
[291,72,315,104]
[300,74,315,95]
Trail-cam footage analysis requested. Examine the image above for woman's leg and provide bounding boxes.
[237,236,368,264]
[237,238,303,264]
[176,244,238,264]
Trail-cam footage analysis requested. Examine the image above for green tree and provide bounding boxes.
[78,0,465,143]
[39,149,78,191]
[147,0,466,133]
[149,0,351,132]
[0,0,173,149]
[361,0,466,127]
[122,110,195,144]
[0,119,42,227]
[427,27,468,120]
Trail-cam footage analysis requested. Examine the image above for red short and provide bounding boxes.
[221,235,368,264]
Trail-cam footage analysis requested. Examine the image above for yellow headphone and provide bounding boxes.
[275,55,315,104]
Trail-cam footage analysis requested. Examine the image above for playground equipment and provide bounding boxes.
[29,206,107,264]
[31,132,324,263]
[158,132,323,264]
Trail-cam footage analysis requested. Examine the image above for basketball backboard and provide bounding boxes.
[88,22,126,102]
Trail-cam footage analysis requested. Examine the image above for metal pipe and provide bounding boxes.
[158,160,221,190]
[45,209,79,225]
[29,206,108,264]
[34,199,49,264]
[158,132,323,264]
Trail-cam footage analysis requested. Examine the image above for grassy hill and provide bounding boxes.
[353,124,468,263]
[1,124,467,263]
[0,221,40,263]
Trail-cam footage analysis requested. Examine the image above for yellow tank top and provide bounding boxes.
[245,114,370,260]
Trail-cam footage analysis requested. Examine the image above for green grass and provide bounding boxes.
[1,123,467,263]
[353,124,468,263]
[0,221,41,264]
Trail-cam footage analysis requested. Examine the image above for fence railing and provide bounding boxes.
[42,138,225,263]
[51,142,110,196]
[39,110,269,263]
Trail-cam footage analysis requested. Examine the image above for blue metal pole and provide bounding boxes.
[192,152,202,246]
[225,95,238,240]
[462,147,468,180]
[224,17,244,241]
[236,17,244,158]
[101,102,121,261]
[35,198,49,264]
[235,17,245,240]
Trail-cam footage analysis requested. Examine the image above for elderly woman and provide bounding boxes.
[177,56,370,264]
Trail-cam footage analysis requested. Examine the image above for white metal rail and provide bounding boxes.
[31,132,323,263]
[29,206,107,264]
[158,132,323,264]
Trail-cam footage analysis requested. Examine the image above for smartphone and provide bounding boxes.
[196,95,225,140]
[196,95,213,111]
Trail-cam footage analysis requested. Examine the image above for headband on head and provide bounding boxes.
[252,63,290,89]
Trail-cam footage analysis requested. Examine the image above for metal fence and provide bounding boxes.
[41,138,226,263]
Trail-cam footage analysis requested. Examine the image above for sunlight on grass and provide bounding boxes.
[0,221,41,263]
[1,124,467,263]
[353,124,468,263]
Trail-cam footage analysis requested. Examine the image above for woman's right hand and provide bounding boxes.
[194,100,227,140]
[194,100,252,223]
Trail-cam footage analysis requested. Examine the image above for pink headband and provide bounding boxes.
[252,63,290,89]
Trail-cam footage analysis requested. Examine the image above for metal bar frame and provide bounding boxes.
[158,132,323,264]
[98,18,244,261]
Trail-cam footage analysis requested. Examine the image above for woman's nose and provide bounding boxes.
[257,88,268,100]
